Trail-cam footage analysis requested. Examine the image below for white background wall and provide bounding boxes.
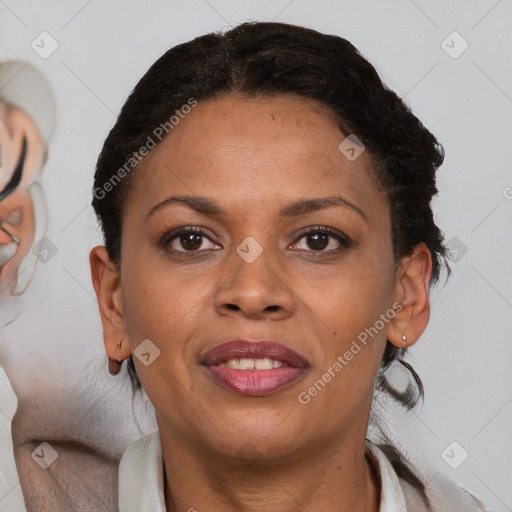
[0,1,511,510]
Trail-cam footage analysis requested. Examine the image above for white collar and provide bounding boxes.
[119,431,408,512]
[365,439,408,511]
[119,431,166,511]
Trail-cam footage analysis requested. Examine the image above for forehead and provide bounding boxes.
[125,94,386,225]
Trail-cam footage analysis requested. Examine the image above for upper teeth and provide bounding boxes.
[219,357,285,370]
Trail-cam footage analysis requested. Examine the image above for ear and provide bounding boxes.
[386,242,432,348]
[89,245,131,373]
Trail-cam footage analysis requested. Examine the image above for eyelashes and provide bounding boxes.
[290,226,351,253]
[159,225,352,256]
[160,226,219,253]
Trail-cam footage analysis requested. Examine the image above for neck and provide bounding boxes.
[159,425,381,512]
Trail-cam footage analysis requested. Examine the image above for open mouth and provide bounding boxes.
[218,357,288,370]
[201,340,309,396]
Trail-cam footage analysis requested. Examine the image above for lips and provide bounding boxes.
[202,340,309,397]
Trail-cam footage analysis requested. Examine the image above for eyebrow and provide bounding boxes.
[145,194,367,223]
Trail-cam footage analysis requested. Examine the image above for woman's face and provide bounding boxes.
[114,95,405,458]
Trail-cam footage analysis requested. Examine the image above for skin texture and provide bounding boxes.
[90,94,432,512]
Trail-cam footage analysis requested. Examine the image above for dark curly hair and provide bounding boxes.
[92,21,450,509]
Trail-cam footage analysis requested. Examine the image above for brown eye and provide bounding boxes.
[162,227,220,253]
[290,227,351,253]
[304,232,330,251]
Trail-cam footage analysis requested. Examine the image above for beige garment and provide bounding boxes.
[118,431,494,512]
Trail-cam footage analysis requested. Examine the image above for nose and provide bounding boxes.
[214,243,295,320]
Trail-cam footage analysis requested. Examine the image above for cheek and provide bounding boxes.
[317,250,395,339]
[300,242,395,406]
[120,249,212,380]
[120,268,191,409]
[296,265,393,426]
[120,264,217,432]
[122,269,187,352]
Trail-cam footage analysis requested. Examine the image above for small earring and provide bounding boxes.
[108,357,123,376]
[108,339,124,376]
[402,334,407,343]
